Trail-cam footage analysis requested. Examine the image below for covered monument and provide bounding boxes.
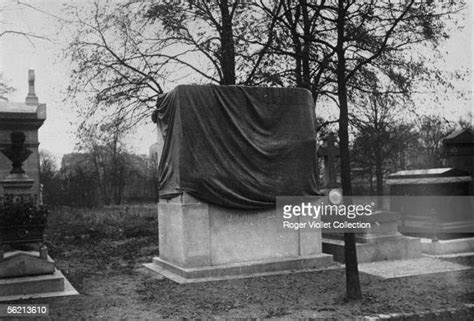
[155,85,318,209]
[145,85,333,282]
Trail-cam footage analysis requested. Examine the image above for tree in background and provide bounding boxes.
[0,74,14,98]
[328,0,463,299]
[350,90,414,196]
[77,118,132,205]
[148,145,161,202]
[39,150,62,205]
[64,0,163,131]
[263,0,464,299]
[457,112,473,131]
[144,0,245,86]
[64,0,282,129]
[60,153,100,207]
[411,114,456,168]
[0,1,49,43]
[41,149,156,207]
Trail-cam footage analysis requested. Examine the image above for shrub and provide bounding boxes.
[0,196,49,226]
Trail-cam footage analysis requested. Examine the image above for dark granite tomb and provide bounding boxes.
[443,129,474,194]
[387,168,473,238]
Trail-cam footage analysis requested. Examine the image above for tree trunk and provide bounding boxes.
[368,168,374,194]
[300,0,311,90]
[375,151,384,208]
[285,2,303,87]
[219,0,236,85]
[375,154,383,196]
[336,0,362,300]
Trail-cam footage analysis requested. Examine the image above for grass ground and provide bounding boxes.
[4,206,474,319]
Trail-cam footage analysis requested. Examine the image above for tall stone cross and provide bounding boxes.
[317,132,340,188]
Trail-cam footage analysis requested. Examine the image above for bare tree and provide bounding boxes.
[351,92,414,196]
[77,119,131,205]
[265,0,466,299]
[415,115,456,168]
[64,0,281,129]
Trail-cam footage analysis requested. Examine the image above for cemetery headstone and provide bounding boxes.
[0,71,45,199]
[443,129,474,194]
[317,133,340,189]
[0,70,77,301]
[318,135,421,263]
[387,168,473,237]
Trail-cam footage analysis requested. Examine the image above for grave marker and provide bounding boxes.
[317,132,340,188]
[145,85,334,282]
[0,70,77,301]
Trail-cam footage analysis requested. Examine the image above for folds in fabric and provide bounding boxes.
[155,85,318,209]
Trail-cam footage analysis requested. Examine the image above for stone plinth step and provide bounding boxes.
[323,236,421,263]
[0,269,78,302]
[144,254,336,283]
[0,270,63,297]
[421,237,474,255]
[0,251,55,278]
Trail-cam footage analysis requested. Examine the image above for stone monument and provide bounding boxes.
[317,133,340,189]
[145,85,334,283]
[0,70,77,301]
[387,168,473,236]
[0,71,44,199]
[387,167,474,255]
[443,129,474,194]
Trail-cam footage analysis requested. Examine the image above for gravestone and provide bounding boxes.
[387,168,473,237]
[0,70,77,301]
[443,129,474,194]
[318,134,421,263]
[0,71,45,199]
[317,133,339,189]
[145,85,333,282]
[322,209,422,263]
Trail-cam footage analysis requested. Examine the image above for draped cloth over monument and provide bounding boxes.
[155,85,318,210]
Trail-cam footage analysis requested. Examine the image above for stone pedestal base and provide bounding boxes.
[399,217,474,238]
[145,254,334,283]
[323,236,421,263]
[0,251,78,301]
[420,237,474,255]
[0,173,34,191]
[0,250,55,278]
[0,270,78,301]
[323,211,422,263]
[0,173,35,201]
[145,193,334,282]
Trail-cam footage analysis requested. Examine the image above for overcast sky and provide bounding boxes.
[0,0,472,163]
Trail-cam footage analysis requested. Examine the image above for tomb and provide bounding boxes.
[317,133,340,189]
[145,85,333,282]
[317,133,421,263]
[387,168,473,237]
[443,129,474,194]
[0,70,77,301]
